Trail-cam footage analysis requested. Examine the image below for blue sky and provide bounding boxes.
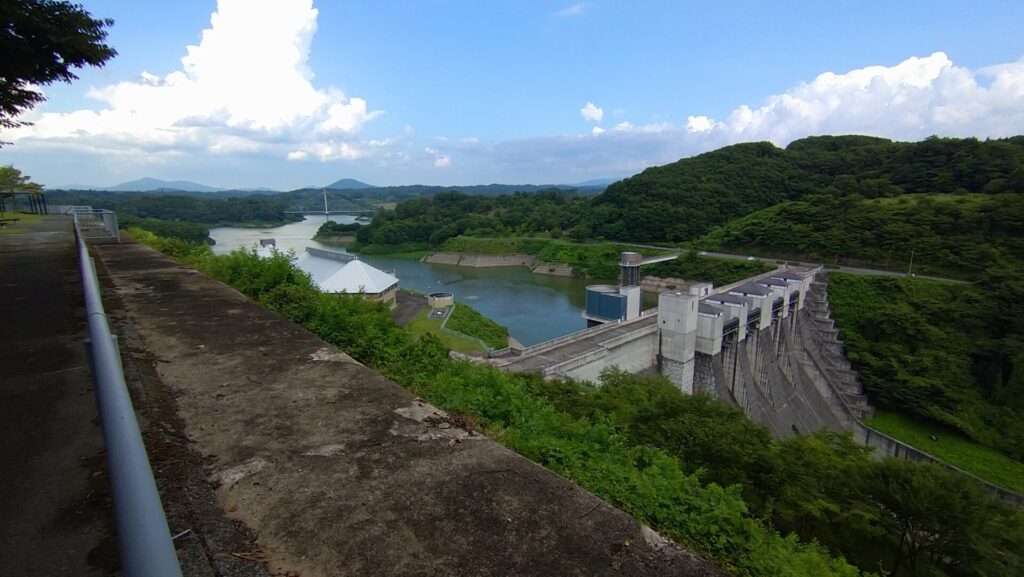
[3,0,1024,189]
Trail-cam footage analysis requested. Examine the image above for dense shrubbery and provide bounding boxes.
[829,273,1024,461]
[120,216,210,243]
[133,228,1024,577]
[533,369,1024,576]
[644,250,773,286]
[586,135,1024,242]
[314,220,362,237]
[50,190,305,227]
[352,189,586,248]
[445,303,509,349]
[698,193,1024,278]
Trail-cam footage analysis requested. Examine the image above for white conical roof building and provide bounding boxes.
[320,259,399,295]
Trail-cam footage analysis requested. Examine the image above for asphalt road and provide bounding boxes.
[623,243,968,284]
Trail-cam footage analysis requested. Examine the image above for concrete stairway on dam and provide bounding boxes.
[801,274,874,420]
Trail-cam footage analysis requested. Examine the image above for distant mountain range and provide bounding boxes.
[49,176,616,195]
[323,178,375,190]
[52,177,228,193]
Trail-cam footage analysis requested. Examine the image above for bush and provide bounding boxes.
[136,232,1024,577]
[446,303,509,349]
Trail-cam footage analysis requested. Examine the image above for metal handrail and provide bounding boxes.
[72,209,120,242]
[75,220,182,577]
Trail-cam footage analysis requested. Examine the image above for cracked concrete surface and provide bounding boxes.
[95,237,726,577]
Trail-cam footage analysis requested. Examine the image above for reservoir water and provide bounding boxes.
[209,216,603,346]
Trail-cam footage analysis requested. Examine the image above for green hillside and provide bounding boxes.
[697,193,1024,278]
[584,135,1024,242]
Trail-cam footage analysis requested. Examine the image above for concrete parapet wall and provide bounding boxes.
[94,239,725,577]
[515,312,655,358]
[548,325,659,382]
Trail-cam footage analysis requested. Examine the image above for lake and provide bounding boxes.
[209,216,604,346]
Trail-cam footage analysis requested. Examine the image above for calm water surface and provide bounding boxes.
[209,216,604,345]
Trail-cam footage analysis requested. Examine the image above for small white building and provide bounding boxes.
[257,243,399,307]
[319,259,399,306]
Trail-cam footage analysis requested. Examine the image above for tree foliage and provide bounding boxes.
[698,193,1024,278]
[829,273,1024,461]
[46,190,303,228]
[445,302,509,349]
[136,230,1024,576]
[0,0,116,131]
[354,189,587,248]
[0,164,42,192]
[586,135,1024,243]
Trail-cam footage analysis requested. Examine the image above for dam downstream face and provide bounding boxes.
[209,217,605,346]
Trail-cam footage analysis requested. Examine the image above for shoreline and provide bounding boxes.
[422,251,575,277]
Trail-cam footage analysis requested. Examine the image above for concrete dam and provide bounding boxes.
[495,261,874,439]
[493,254,1023,504]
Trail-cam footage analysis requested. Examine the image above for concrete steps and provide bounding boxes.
[800,275,874,419]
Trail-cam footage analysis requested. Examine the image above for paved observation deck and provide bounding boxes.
[0,217,115,576]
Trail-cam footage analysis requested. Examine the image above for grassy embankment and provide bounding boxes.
[0,211,45,234]
[697,193,1024,280]
[866,410,1024,493]
[829,272,1024,490]
[405,300,509,353]
[445,303,509,350]
[404,307,486,355]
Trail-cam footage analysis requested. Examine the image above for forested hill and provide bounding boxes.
[585,135,1024,242]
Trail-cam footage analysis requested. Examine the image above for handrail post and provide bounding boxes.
[75,220,183,577]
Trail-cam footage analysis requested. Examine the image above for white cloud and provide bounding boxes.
[4,0,381,157]
[483,52,1024,183]
[555,3,587,17]
[580,102,604,122]
[686,115,716,133]
[287,150,308,161]
[316,96,382,134]
[712,51,1024,143]
[425,147,451,168]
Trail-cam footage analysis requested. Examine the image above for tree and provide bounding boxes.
[0,164,43,213]
[0,1,116,133]
[868,459,1024,576]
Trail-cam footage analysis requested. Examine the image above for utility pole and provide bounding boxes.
[907,249,915,276]
[323,189,329,221]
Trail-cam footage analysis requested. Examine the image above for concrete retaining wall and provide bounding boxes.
[423,252,537,267]
[549,325,659,383]
[423,252,575,277]
[531,262,575,277]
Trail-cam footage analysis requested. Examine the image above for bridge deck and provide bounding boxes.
[497,315,659,374]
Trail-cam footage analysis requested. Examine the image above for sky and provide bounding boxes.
[3,0,1024,190]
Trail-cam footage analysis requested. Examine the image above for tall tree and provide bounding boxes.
[0,164,43,213]
[0,0,116,134]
